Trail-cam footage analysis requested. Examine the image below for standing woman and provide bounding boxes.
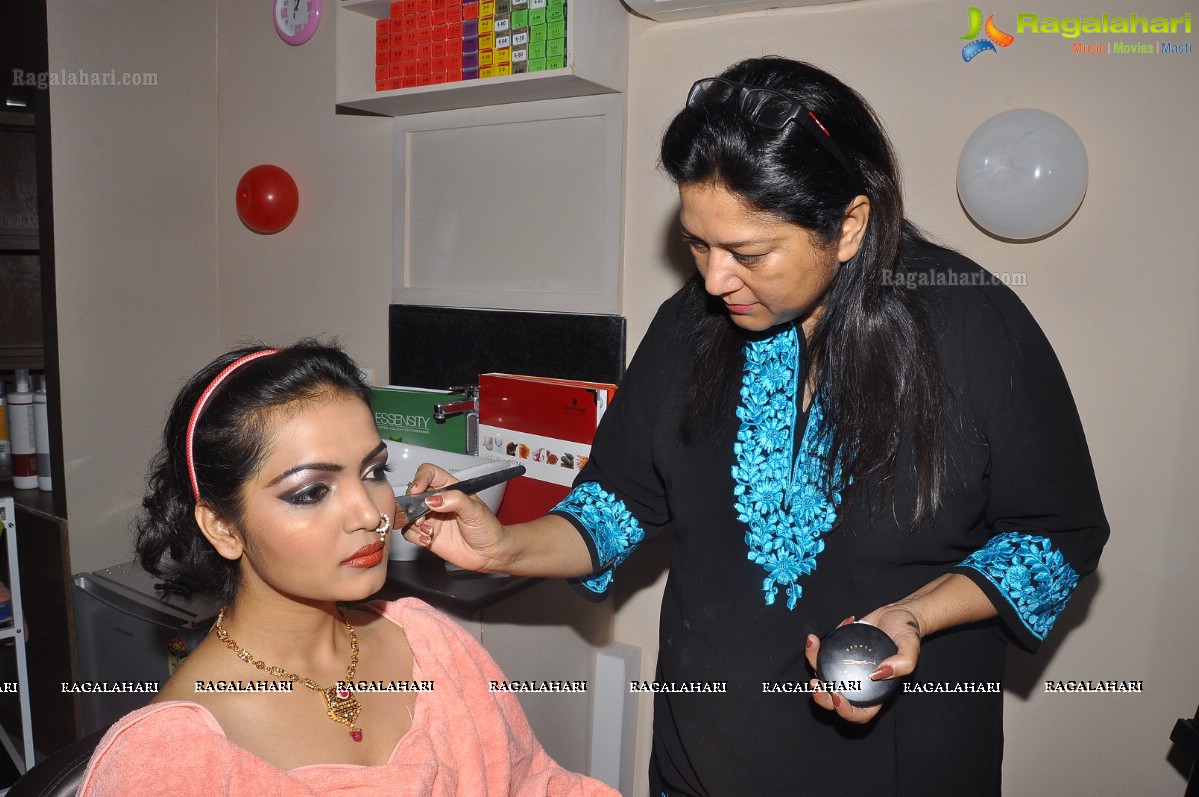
[407,58,1108,795]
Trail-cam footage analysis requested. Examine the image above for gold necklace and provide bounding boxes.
[213,607,365,742]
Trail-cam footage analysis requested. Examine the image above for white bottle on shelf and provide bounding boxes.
[33,376,51,491]
[6,371,37,489]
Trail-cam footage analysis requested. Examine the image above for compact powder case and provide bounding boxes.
[816,622,900,707]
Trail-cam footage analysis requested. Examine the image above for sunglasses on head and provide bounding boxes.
[686,77,861,192]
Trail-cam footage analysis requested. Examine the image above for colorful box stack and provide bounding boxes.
[374,0,567,91]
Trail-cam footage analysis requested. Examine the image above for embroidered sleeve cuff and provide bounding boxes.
[953,531,1080,649]
[550,482,646,599]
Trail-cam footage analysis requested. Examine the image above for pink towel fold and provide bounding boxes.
[78,598,618,797]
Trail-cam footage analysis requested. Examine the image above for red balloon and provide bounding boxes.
[236,165,299,234]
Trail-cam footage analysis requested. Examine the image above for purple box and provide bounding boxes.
[462,50,479,69]
[462,35,478,53]
[463,66,480,80]
[463,18,479,37]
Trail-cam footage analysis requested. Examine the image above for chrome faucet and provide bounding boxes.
[433,385,479,454]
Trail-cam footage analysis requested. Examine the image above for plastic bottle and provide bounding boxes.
[7,370,37,489]
[33,375,51,491]
[0,387,11,475]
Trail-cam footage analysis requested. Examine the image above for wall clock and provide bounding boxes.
[274,0,322,46]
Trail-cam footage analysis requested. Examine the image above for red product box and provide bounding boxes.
[432,71,447,83]
[417,10,432,28]
[376,48,390,66]
[446,50,463,68]
[417,42,433,59]
[432,8,447,25]
[478,374,617,525]
[432,39,448,57]
[402,28,418,45]
[403,75,419,87]
[431,0,447,7]
[390,1,404,17]
[417,73,433,85]
[402,13,417,29]
[386,78,403,90]
[390,17,404,33]
[433,54,447,72]
[446,5,462,22]
[376,19,390,34]
[376,64,390,81]
[447,20,463,38]
[390,47,404,63]
[389,61,405,79]
[447,67,463,81]
[416,0,432,11]
[462,2,479,20]
[376,34,390,50]
[446,0,462,6]
[402,43,419,61]
[417,26,433,42]
[376,79,387,91]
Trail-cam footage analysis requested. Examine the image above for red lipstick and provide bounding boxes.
[342,541,385,568]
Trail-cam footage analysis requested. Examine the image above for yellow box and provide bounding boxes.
[479,48,494,66]
[496,63,512,76]
[480,32,495,49]
[481,65,496,78]
[481,1,496,16]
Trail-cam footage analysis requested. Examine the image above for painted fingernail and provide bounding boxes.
[805,635,815,650]
[425,494,444,508]
[870,664,894,680]
[418,534,432,547]
[831,694,842,709]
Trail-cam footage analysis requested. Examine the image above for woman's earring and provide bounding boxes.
[375,513,391,542]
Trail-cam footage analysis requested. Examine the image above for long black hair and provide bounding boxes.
[136,339,373,601]
[661,57,945,527]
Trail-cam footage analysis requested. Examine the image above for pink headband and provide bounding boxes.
[186,349,279,502]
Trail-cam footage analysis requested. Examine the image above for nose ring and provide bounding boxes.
[375,513,391,541]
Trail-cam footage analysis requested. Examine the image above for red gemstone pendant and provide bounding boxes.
[350,729,363,742]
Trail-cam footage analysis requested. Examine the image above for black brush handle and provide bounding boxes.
[394,464,526,524]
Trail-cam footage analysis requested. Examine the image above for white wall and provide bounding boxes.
[617,0,1198,793]
[47,0,221,574]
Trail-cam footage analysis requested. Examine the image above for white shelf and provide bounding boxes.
[0,498,35,777]
[335,0,628,117]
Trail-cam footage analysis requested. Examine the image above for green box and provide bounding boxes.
[528,57,547,72]
[530,23,546,42]
[546,37,564,58]
[546,4,564,24]
[529,39,546,59]
[547,19,565,39]
[546,53,565,70]
[512,9,528,27]
[530,8,546,25]
[371,386,468,453]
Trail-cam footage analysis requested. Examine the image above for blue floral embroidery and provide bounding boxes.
[554,482,646,595]
[733,326,844,610]
[958,532,1079,640]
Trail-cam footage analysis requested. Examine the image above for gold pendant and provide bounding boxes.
[322,686,364,741]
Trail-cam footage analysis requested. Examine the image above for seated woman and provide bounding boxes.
[80,340,614,797]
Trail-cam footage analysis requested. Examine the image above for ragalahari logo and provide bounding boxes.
[962,7,1016,61]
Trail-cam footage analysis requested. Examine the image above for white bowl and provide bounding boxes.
[384,442,510,561]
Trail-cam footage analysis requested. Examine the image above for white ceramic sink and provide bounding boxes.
[383,442,509,560]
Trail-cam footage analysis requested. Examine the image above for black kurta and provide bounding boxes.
[551,242,1108,796]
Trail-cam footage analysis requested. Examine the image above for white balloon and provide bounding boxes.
[956,109,1088,240]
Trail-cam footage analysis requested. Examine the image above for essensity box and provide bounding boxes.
[374,0,567,91]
